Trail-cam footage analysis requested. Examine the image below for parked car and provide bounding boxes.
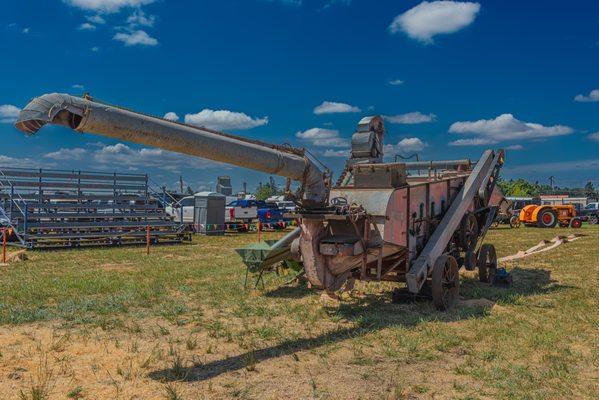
[225,199,259,223]
[225,199,289,224]
[579,202,599,224]
[165,196,195,223]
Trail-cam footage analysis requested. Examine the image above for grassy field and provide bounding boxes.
[0,225,597,399]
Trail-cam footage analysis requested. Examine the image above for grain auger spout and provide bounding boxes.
[15,93,328,207]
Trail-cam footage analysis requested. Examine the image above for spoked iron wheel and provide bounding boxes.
[477,243,497,283]
[431,254,460,311]
[458,213,479,250]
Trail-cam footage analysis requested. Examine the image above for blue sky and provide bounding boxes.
[1,0,598,192]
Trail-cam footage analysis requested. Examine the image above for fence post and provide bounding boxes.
[146,225,150,255]
[257,221,261,242]
[2,227,6,264]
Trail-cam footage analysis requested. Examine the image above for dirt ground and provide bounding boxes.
[0,226,597,400]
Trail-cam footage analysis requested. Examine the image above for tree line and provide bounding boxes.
[498,178,597,199]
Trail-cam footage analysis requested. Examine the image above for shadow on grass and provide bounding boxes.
[150,266,574,383]
[263,282,311,299]
[149,291,486,383]
[460,267,577,304]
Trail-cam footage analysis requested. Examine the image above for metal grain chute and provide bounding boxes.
[16,93,327,207]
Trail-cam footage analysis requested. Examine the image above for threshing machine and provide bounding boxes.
[16,93,505,310]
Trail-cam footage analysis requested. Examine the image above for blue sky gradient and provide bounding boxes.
[1,0,598,191]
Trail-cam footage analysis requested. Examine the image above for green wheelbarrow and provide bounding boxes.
[235,227,303,288]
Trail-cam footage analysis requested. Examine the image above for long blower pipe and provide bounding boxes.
[15,93,328,207]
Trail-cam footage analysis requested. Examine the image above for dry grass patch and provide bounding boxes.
[0,226,596,399]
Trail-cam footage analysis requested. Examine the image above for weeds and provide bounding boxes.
[163,383,185,400]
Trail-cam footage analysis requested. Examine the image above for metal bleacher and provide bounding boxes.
[0,167,190,249]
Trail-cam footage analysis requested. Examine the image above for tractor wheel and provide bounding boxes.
[569,218,582,229]
[537,208,558,228]
[509,215,521,228]
[458,213,479,249]
[478,244,497,284]
[431,254,460,311]
[589,215,599,225]
[491,220,500,228]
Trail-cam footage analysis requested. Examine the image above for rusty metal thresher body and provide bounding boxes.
[16,93,505,310]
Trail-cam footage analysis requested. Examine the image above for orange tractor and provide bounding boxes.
[519,204,582,228]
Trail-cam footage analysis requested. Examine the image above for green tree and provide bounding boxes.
[254,179,281,200]
[186,186,194,195]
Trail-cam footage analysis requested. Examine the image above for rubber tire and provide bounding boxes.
[431,254,460,311]
[509,215,521,228]
[589,215,598,225]
[537,209,558,228]
[458,213,479,249]
[478,244,497,283]
[569,218,582,229]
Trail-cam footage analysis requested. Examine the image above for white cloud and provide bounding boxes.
[388,79,404,86]
[72,84,85,90]
[64,0,155,13]
[384,112,436,124]
[78,22,96,30]
[385,137,427,154]
[389,1,481,43]
[113,30,158,46]
[44,148,88,160]
[505,144,523,150]
[90,46,101,52]
[85,15,106,24]
[185,109,268,130]
[313,101,361,115]
[574,89,599,102]
[163,112,179,122]
[449,114,573,143]
[22,27,30,34]
[126,10,155,27]
[0,155,49,169]
[588,132,599,142]
[448,138,497,146]
[296,128,349,148]
[323,149,349,158]
[0,105,20,123]
[93,143,223,171]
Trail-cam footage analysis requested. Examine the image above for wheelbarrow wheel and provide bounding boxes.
[431,254,460,311]
[478,244,497,283]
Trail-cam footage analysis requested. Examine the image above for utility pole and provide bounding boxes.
[179,175,184,194]
[549,176,555,193]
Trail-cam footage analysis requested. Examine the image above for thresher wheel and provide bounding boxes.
[569,218,582,229]
[477,244,497,284]
[509,215,521,228]
[458,213,479,249]
[431,254,460,311]
[464,248,477,271]
[537,208,558,228]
